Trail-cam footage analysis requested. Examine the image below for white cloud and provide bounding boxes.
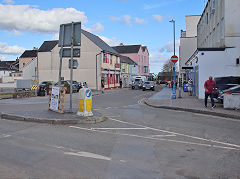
[89,23,104,33]
[110,16,121,21]
[0,42,25,55]
[99,36,120,46]
[152,15,163,23]
[123,15,131,26]
[134,18,147,25]
[0,4,88,33]
[158,40,180,53]
[2,0,14,4]
[0,56,6,61]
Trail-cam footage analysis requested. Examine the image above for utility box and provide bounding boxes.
[224,94,240,110]
[77,88,93,117]
[16,79,35,90]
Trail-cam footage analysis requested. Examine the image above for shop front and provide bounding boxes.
[102,70,120,90]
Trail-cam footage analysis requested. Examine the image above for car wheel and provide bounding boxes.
[143,88,145,91]
[152,88,155,91]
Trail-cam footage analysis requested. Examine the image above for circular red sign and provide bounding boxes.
[171,55,178,63]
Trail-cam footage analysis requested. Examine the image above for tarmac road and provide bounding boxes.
[0,87,240,178]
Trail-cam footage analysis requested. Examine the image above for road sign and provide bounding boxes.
[62,48,80,57]
[171,55,178,63]
[69,59,78,69]
[58,22,81,47]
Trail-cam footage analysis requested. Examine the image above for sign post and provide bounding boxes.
[58,22,81,113]
[171,55,178,99]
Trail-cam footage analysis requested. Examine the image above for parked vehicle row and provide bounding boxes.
[38,80,88,96]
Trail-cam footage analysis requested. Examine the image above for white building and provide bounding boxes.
[179,15,201,83]
[186,0,240,99]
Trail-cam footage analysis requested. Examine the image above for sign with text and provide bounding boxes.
[50,87,60,111]
[62,48,80,57]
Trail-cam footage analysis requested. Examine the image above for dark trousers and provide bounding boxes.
[205,93,214,107]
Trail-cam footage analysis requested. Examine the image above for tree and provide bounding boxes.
[158,60,178,81]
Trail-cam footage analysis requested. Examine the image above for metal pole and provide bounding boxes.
[58,25,64,85]
[69,22,74,113]
[35,68,37,96]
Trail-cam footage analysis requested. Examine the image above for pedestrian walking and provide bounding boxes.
[101,78,104,93]
[204,76,216,108]
[188,78,193,96]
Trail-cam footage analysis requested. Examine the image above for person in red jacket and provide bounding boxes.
[204,76,216,108]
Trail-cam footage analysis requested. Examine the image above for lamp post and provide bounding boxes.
[169,19,177,99]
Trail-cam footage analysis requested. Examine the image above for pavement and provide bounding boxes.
[145,85,240,120]
[0,90,107,124]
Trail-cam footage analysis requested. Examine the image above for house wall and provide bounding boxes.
[186,15,201,37]
[23,57,37,80]
[19,57,34,72]
[38,33,101,89]
[121,47,149,76]
[0,71,11,77]
[196,49,240,99]
[38,33,120,90]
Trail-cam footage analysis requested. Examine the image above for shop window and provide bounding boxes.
[103,53,108,63]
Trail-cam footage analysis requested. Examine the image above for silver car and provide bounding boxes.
[142,81,155,91]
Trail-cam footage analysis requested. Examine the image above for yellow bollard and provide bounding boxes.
[77,88,93,117]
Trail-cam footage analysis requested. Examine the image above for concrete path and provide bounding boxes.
[145,86,240,120]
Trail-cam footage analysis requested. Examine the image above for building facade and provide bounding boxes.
[37,30,120,90]
[179,15,201,83]
[185,0,240,99]
[112,45,149,77]
[19,49,38,72]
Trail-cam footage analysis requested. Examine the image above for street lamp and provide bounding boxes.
[169,19,177,99]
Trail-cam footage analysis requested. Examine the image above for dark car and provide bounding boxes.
[55,80,78,93]
[218,85,240,103]
[37,81,54,96]
[142,81,155,91]
[214,76,240,99]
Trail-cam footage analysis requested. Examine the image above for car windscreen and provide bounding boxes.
[144,82,150,84]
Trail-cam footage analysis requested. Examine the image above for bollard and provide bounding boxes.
[77,88,93,117]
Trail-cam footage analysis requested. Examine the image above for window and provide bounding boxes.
[144,66,148,73]
[103,53,107,63]
[237,58,240,65]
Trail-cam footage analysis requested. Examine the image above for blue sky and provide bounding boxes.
[0,0,205,74]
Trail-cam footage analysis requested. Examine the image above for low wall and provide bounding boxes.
[224,94,240,110]
[1,76,23,83]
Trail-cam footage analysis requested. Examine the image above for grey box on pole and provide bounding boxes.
[62,48,80,57]
[58,22,81,47]
[69,59,78,69]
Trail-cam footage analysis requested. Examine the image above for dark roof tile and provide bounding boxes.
[112,45,141,54]
[38,40,58,52]
[20,50,38,58]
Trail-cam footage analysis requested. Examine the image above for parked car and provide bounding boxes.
[218,85,240,103]
[55,80,78,93]
[78,81,88,91]
[142,81,155,91]
[37,81,54,96]
[214,76,240,99]
[131,79,143,89]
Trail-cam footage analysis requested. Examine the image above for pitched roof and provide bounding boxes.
[112,45,141,54]
[20,50,38,58]
[120,55,137,65]
[81,30,119,55]
[38,40,58,52]
[0,61,18,71]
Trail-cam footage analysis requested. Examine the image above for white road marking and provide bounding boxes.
[90,127,148,130]
[64,151,111,161]
[150,134,176,137]
[108,118,240,149]
[69,126,239,151]
[0,134,11,139]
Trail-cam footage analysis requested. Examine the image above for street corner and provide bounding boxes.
[0,111,109,125]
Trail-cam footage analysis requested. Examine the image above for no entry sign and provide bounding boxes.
[171,55,178,63]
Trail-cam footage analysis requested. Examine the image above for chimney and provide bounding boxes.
[33,47,38,50]
[119,43,124,46]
